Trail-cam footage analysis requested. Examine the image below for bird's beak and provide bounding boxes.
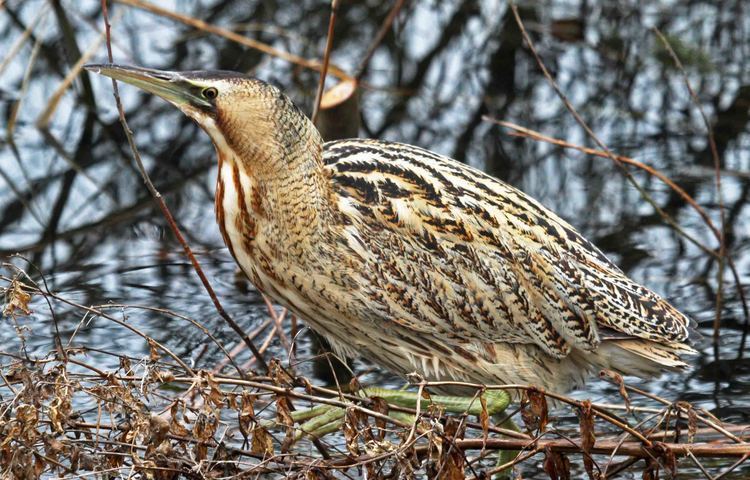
[84,63,212,109]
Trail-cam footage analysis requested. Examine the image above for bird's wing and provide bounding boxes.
[324,139,692,358]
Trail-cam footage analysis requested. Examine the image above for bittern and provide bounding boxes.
[88,64,696,393]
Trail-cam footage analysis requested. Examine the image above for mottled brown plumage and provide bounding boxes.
[91,65,696,392]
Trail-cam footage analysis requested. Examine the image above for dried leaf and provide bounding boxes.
[578,400,597,480]
[168,403,190,437]
[343,408,361,456]
[33,451,45,478]
[48,376,72,434]
[239,392,256,443]
[69,444,81,471]
[348,376,362,393]
[643,456,659,480]
[420,388,432,403]
[444,414,467,478]
[192,411,217,442]
[521,387,548,434]
[43,434,66,457]
[3,279,32,317]
[276,395,295,451]
[479,394,490,444]
[269,359,294,386]
[599,370,631,412]
[155,369,175,383]
[119,356,132,374]
[251,425,275,456]
[439,445,465,479]
[654,442,677,477]
[79,452,98,471]
[445,416,463,439]
[148,414,170,449]
[305,468,336,479]
[193,442,208,462]
[15,403,39,441]
[147,338,161,362]
[202,371,224,408]
[543,446,570,480]
[369,396,389,441]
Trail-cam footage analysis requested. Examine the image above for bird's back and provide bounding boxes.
[314,138,695,390]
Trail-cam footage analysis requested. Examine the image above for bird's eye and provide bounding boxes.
[202,87,218,100]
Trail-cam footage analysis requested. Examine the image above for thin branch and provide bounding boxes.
[99,0,267,373]
[354,0,408,80]
[652,28,741,359]
[486,118,720,255]
[509,4,713,259]
[114,0,351,80]
[311,0,341,124]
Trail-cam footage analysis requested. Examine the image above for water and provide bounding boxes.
[1,0,748,477]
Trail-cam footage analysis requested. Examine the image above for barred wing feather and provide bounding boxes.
[324,138,693,365]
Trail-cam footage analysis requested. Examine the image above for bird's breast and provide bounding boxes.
[215,158,269,287]
[215,156,316,307]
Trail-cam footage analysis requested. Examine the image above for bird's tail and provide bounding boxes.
[594,339,697,377]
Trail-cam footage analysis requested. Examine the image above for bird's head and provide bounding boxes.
[86,64,321,175]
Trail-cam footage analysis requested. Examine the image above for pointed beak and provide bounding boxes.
[84,63,211,109]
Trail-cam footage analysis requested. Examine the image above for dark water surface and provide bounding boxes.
[1,0,749,477]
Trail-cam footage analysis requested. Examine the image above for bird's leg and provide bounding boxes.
[290,388,520,478]
[359,387,511,416]
[290,387,511,443]
[493,414,521,480]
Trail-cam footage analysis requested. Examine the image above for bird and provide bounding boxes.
[87,64,696,393]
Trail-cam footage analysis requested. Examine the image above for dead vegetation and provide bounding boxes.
[2,263,750,479]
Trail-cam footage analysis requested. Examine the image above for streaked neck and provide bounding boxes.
[206,115,330,253]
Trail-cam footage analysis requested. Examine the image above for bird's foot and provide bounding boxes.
[287,387,511,443]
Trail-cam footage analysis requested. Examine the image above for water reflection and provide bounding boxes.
[1,0,748,477]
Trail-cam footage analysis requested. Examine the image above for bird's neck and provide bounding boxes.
[208,114,331,255]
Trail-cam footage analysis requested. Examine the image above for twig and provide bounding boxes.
[36,13,114,129]
[7,271,195,374]
[490,116,750,310]
[615,382,746,445]
[99,0,267,373]
[404,381,425,446]
[95,303,242,374]
[7,23,42,141]
[507,4,750,365]
[113,0,351,80]
[212,317,272,374]
[262,295,291,352]
[311,0,341,124]
[354,0,408,80]
[652,28,739,359]
[507,3,710,261]
[116,374,411,429]
[487,119,721,255]
[469,446,541,479]
[9,259,67,362]
[452,437,750,457]
[420,379,652,445]
[714,453,750,480]
[0,3,49,76]
[686,449,718,480]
